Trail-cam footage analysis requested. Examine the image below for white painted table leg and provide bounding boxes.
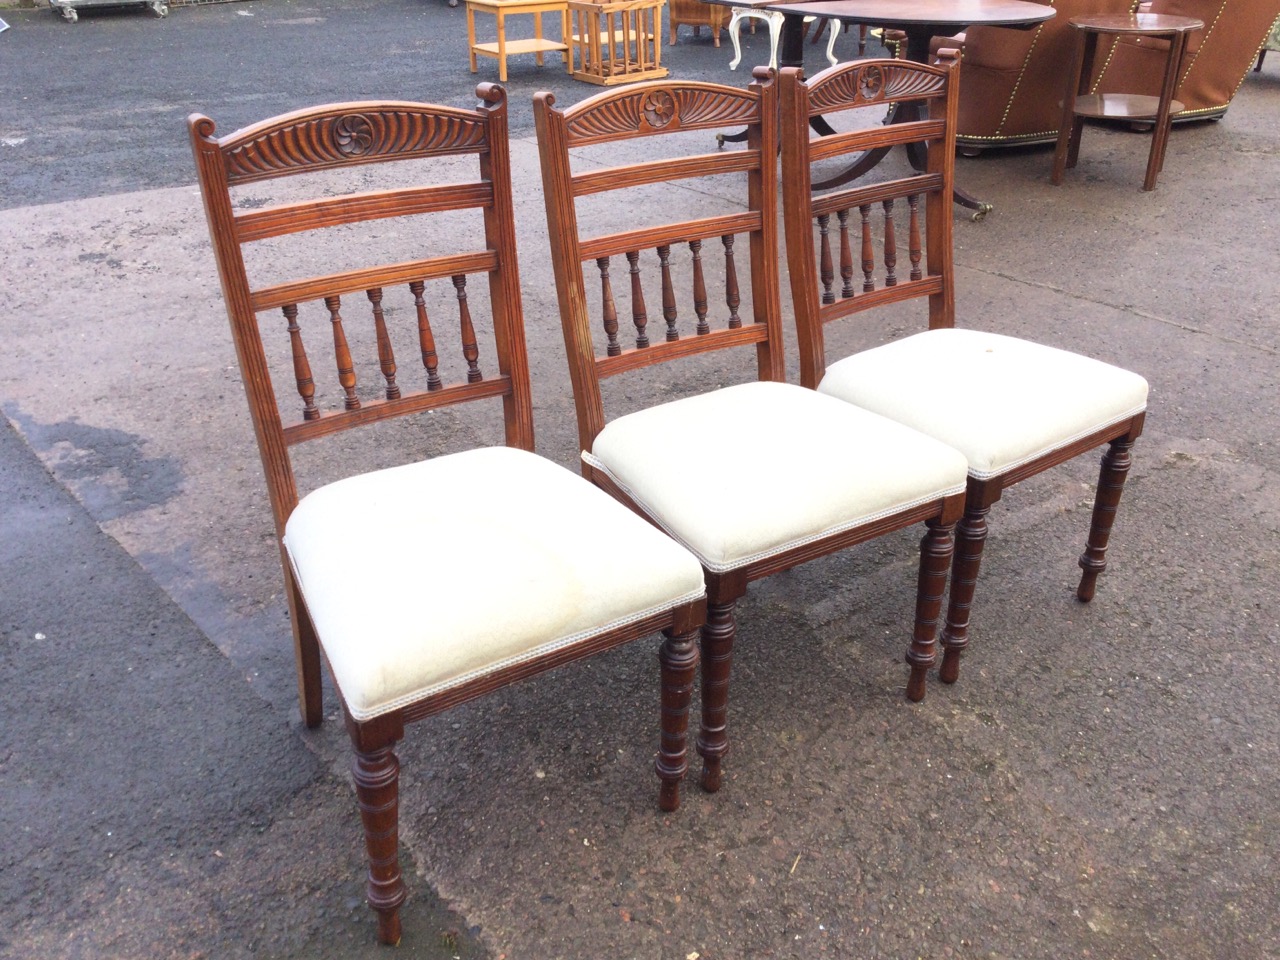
[728,9,746,69]
[766,10,783,69]
[825,19,839,65]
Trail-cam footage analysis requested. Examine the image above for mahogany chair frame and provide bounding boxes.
[779,55,1145,697]
[535,68,966,794]
[189,86,705,944]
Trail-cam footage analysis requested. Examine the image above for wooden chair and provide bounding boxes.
[533,69,970,794]
[778,56,1148,698]
[188,85,706,945]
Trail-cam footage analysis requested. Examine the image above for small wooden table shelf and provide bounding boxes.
[467,0,571,82]
[1051,13,1203,192]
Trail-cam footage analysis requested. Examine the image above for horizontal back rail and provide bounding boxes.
[807,119,946,164]
[578,212,760,262]
[235,183,494,243]
[819,276,944,325]
[251,252,497,312]
[282,377,512,445]
[813,173,942,217]
[596,324,768,378]
[572,150,761,197]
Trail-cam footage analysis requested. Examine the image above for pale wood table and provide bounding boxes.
[467,0,571,82]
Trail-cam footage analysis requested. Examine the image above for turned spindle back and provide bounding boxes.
[534,69,786,456]
[779,54,961,390]
[189,87,532,537]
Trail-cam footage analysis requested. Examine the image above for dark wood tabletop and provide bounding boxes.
[763,0,1054,71]
[762,0,1055,32]
[1068,12,1205,35]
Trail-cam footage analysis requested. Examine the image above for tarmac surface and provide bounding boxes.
[2,1,1279,958]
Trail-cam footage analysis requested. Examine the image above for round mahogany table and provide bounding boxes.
[764,0,1056,215]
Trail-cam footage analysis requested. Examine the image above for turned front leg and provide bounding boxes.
[656,626,700,812]
[906,517,955,702]
[940,502,990,685]
[696,599,738,793]
[354,744,406,945]
[1078,438,1135,602]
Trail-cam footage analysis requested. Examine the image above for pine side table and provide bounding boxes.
[467,0,571,82]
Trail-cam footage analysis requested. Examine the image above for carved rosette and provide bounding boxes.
[642,90,677,130]
[334,114,375,157]
[222,109,489,184]
[565,87,758,145]
[858,64,887,101]
[808,63,946,114]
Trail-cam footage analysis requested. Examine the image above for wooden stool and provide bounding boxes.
[1051,13,1203,192]
[567,0,667,84]
[466,0,570,82]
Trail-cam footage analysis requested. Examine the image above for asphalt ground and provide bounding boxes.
[2,2,1279,958]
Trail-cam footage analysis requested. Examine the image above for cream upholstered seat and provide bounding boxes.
[588,381,968,573]
[190,88,708,945]
[778,58,1148,699]
[818,330,1148,480]
[285,446,705,721]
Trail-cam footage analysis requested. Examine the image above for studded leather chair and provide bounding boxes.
[923,0,1137,152]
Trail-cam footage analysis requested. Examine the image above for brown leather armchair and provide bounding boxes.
[923,0,1137,152]
[1093,0,1280,121]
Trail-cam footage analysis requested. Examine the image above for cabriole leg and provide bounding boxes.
[728,10,746,69]
[656,626,700,811]
[1078,438,1135,602]
[766,11,783,69]
[906,517,955,702]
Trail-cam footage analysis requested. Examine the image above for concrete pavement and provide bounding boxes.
[2,2,1279,957]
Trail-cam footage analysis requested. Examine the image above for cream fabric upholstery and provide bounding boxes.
[283,446,706,721]
[585,380,969,573]
[818,329,1149,481]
